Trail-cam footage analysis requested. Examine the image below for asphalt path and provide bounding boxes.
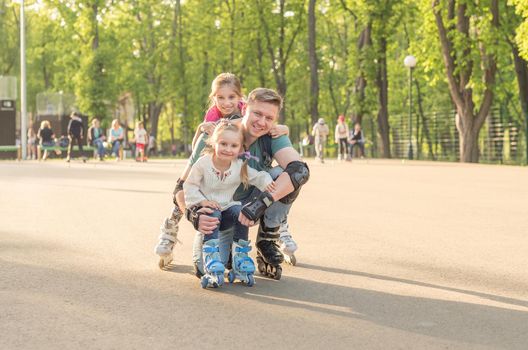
[1,159,527,349]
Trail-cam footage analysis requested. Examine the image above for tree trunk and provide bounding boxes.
[352,23,371,125]
[376,37,390,158]
[308,0,319,125]
[458,121,480,162]
[511,45,528,160]
[415,79,435,159]
[148,102,163,139]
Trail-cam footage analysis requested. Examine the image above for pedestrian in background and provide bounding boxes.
[312,118,329,163]
[334,115,349,161]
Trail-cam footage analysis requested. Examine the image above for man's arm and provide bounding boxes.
[268,147,300,200]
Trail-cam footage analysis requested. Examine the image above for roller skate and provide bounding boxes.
[227,240,255,287]
[279,222,298,266]
[155,207,183,269]
[256,238,284,280]
[200,239,225,288]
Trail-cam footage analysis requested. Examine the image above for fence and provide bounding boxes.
[386,108,526,164]
[294,108,526,165]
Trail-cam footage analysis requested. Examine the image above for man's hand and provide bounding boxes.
[200,122,216,135]
[238,212,255,227]
[197,207,219,234]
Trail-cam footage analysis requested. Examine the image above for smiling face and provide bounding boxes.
[213,85,242,117]
[242,100,279,139]
[213,129,243,162]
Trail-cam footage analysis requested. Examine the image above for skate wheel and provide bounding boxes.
[257,260,266,275]
[273,266,282,280]
[247,274,255,287]
[290,255,297,266]
[216,273,224,286]
[200,276,209,289]
[228,270,235,283]
[266,263,273,276]
[158,259,165,269]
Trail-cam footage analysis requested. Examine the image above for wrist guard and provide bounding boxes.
[185,206,204,230]
[241,192,274,222]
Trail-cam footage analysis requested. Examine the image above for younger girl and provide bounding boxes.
[155,73,289,270]
[184,122,275,288]
[134,121,148,162]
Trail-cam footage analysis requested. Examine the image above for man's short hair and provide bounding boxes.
[247,88,283,110]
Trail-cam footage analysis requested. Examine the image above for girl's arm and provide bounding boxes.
[246,166,274,192]
[182,158,208,208]
[191,122,216,149]
[269,124,289,138]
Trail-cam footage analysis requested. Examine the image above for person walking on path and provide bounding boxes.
[66,112,86,162]
[334,115,349,161]
[312,118,329,163]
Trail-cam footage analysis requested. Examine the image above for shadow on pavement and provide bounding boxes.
[223,270,528,349]
[296,262,528,309]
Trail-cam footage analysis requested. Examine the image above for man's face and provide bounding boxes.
[242,100,279,138]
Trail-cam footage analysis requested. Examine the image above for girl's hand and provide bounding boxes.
[265,181,276,193]
[201,122,215,135]
[200,200,221,210]
[269,124,289,138]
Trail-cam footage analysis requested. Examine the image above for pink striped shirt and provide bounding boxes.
[204,101,247,122]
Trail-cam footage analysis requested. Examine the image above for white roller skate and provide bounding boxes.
[227,240,255,287]
[201,239,225,289]
[279,222,298,266]
[155,217,181,269]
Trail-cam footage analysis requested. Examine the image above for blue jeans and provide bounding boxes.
[111,140,121,157]
[203,205,248,243]
[93,139,105,158]
[192,166,292,271]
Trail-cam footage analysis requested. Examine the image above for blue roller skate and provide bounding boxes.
[200,239,225,289]
[227,240,256,287]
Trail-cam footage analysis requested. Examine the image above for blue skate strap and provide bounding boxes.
[235,245,251,253]
[235,256,254,269]
[203,246,219,253]
[205,258,222,270]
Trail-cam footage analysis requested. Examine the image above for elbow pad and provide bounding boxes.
[279,161,310,204]
[284,161,310,190]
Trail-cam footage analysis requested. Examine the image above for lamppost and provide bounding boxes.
[404,55,416,160]
[13,0,27,159]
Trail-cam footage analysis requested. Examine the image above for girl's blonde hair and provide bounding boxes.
[204,120,251,189]
[40,120,51,129]
[208,73,243,107]
[111,119,120,128]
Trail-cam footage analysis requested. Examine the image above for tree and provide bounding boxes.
[432,0,499,163]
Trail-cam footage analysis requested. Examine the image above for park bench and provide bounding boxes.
[0,145,21,161]
[37,145,96,160]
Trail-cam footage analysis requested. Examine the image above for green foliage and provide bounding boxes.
[0,0,525,158]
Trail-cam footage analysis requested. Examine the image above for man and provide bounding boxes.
[187,88,310,280]
[312,117,329,163]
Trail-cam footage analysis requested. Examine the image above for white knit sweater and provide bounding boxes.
[184,154,273,211]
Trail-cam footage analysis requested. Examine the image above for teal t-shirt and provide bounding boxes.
[189,132,292,199]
